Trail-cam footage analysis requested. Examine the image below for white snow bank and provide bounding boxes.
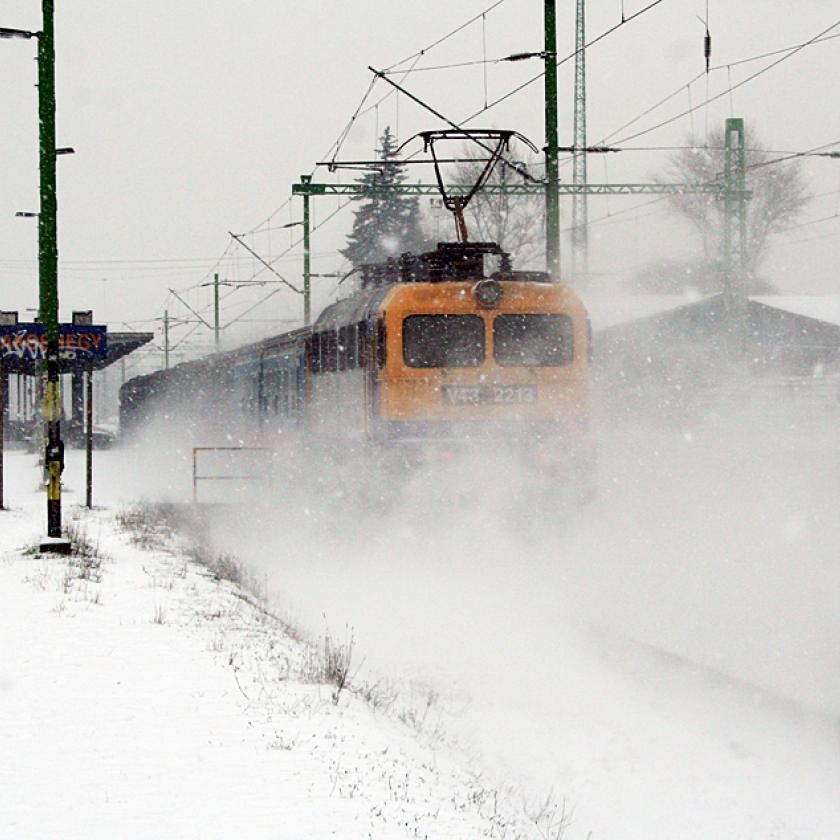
[0,451,534,840]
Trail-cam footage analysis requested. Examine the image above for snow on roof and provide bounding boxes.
[582,293,840,331]
[752,295,840,328]
[580,294,705,332]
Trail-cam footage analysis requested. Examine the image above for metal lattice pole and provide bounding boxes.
[571,0,588,282]
[723,117,747,303]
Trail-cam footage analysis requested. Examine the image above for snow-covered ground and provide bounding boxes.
[3,382,840,840]
[173,388,840,840]
[0,450,542,839]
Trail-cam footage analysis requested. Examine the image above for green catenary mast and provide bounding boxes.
[38,0,64,540]
[544,0,561,279]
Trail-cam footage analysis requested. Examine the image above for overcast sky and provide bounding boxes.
[1,1,839,358]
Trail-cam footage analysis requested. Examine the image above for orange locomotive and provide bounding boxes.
[121,241,594,488]
[308,242,592,468]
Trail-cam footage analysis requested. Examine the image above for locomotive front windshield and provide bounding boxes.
[493,314,574,367]
[403,315,485,368]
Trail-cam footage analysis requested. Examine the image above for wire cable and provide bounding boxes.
[712,30,840,72]
[597,27,840,148]
[599,71,706,145]
[171,0,515,324]
[222,289,283,330]
[461,0,668,124]
[613,16,840,145]
[742,137,840,173]
[382,0,509,73]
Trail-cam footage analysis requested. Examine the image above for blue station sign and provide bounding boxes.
[0,323,108,364]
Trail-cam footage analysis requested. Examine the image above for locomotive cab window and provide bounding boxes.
[338,326,349,371]
[375,319,387,369]
[309,334,321,374]
[345,324,357,370]
[322,330,338,372]
[493,314,574,367]
[356,321,368,368]
[403,315,485,368]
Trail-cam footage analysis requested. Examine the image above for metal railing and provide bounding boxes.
[191,446,272,504]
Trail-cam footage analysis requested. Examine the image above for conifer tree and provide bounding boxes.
[341,127,428,267]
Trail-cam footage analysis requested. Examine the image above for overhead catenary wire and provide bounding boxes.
[596,70,703,144]
[780,211,840,234]
[227,232,301,294]
[169,1,840,354]
[382,0,509,73]
[238,0,496,238]
[130,4,840,351]
[167,288,213,328]
[768,227,840,250]
[460,0,668,124]
[355,52,424,125]
[168,320,204,352]
[715,30,840,72]
[481,12,488,110]
[177,238,238,294]
[377,55,522,74]
[612,16,840,145]
[163,0,533,338]
[329,75,380,168]
[229,199,354,289]
[741,138,840,173]
[563,195,668,233]
[222,288,284,330]
[368,67,540,184]
[334,2,512,160]
[598,28,840,148]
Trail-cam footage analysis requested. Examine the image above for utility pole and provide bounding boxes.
[544,0,561,280]
[163,310,170,369]
[571,0,589,282]
[301,175,312,326]
[38,0,65,546]
[213,273,220,349]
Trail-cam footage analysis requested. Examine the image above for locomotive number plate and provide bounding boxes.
[442,384,538,405]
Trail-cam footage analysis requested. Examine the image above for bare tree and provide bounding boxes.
[453,145,546,269]
[655,127,810,292]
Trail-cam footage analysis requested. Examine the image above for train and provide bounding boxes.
[119,241,594,489]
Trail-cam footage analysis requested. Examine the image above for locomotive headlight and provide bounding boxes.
[473,279,503,307]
